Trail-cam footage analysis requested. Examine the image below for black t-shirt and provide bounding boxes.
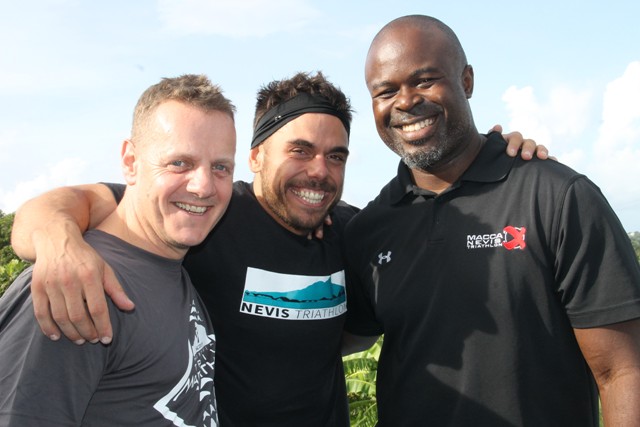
[344,133,640,426]
[108,181,357,426]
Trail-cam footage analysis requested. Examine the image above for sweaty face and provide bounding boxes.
[365,25,474,172]
[125,101,236,258]
[250,113,349,235]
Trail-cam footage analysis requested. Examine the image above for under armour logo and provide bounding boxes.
[503,226,527,250]
[377,251,392,265]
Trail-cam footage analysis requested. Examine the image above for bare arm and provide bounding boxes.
[574,319,640,426]
[11,184,133,344]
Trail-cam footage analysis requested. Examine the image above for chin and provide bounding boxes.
[173,231,210,248]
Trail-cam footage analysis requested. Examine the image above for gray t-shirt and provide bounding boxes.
[0,230,218,426]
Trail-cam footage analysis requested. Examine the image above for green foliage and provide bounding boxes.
[0,258,29,295]
[629,232,640,262]
[0,211,17,264]
[0,210,30,297]
[343,337,382,426]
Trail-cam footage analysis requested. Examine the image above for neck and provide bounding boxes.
[410,132,486,194]
[96,198,187,260]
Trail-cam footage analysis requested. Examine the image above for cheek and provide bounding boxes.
[327,164,346,187]
[372,102,388,123]
[152,176,184,201]
[215,178,234,202]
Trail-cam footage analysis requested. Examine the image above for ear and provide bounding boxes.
[121,139,138,185]
[249,144,265,173]
[462,64,474,99]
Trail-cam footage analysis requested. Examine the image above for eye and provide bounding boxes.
[290,147,311,158]
[327,153,347,164]
[168,160,190,171]
[374,88,397,100]
[417,77,438,89]
[212,163,233,177]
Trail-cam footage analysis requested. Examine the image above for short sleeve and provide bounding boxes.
[553,177,640,328]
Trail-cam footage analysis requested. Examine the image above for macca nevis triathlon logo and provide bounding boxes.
[466,226,527,250]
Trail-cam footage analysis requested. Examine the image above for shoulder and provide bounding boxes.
[343,200,385,244]
[232,180,252,197]
[508,157,592,203]
[101,182,126,203]
[331,200,360,226]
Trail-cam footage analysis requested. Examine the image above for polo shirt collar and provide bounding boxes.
[388,132,515,205]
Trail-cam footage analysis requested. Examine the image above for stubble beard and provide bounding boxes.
[388,122,467,172]
[260,179,331,234]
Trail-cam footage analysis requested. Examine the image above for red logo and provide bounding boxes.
[502,226,526,250]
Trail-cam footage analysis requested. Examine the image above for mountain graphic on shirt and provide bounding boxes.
[243,278,346,309]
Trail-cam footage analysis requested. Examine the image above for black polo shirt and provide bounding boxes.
[344,132,640,426]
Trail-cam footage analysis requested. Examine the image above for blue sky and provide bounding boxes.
[1,0,639,231]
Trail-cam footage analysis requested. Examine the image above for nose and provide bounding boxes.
[395,86,422,111]
[186,167,216,199]
[307,154,329,180]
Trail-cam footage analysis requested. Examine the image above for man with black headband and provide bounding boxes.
[251,91,352,148]
[11,71,545,425]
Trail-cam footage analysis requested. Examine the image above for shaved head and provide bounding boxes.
[367,15,468,78]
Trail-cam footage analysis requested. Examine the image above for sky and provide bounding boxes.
[1,0,639,231]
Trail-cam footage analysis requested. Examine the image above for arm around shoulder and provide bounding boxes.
[10,183,131,346]
[11,183,117,261]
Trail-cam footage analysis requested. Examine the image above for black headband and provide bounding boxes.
[251,92,351,148]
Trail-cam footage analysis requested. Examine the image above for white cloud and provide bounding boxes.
[502,86,553,147]
[156,0,322,37]
[502,84,592,151]
[0,158,87,213]
[595,61,640,152]
[501,61,640,231]
[591,61,640,204]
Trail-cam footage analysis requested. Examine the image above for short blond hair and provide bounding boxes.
[132,74,236,142]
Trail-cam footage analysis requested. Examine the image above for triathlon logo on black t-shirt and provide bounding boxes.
[466,226,527,250]
[240,268,347,320]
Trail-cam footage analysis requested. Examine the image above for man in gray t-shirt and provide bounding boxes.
[0,74,236,426]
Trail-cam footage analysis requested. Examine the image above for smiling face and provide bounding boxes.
[250,113,349,235]
[122,100,236,258]
[365,21,475,172]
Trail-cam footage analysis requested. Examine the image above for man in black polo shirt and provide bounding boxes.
[343,14,640,426]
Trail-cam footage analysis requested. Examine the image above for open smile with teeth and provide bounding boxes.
[399,116,436,132]
[291,189,326,205]
[175,202,208,214]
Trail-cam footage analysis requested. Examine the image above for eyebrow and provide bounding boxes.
[370,66,440,91]
[289,139,350,155]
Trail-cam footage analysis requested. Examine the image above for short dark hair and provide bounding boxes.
[253,71,352,129]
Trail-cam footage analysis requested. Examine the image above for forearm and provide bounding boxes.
[575,320,640,426]
[11,184,115,261]
[599,370,640,426]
